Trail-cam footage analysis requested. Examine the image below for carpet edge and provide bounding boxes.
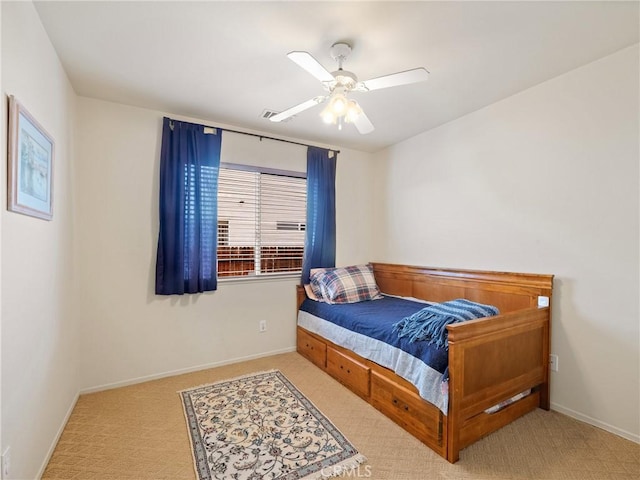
[176,368,280,394]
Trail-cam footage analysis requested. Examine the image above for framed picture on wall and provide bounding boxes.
[7,95,55,220]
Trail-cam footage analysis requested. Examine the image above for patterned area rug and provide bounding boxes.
[179,370,366,480]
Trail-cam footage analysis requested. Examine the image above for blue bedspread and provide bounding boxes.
[300,296,449,374]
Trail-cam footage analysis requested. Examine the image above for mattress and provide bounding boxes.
[297,295,450,414]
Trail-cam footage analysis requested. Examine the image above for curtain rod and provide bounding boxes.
[224,127,340,155]
[168,117,340,155]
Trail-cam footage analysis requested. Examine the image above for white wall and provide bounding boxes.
[374,45,640,441]
[1,2,79,479]
[74,97,378,391]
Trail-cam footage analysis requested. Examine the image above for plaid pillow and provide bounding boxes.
[309,268,329,301]
[313,264,383,304]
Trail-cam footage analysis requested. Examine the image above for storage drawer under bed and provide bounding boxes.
[326,347,371,399]
[297,328,327,368]
[370,370,444,453]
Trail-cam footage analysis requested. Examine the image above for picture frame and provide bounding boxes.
[7,95,55,220]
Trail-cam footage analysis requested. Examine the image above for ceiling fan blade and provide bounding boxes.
[354,109,374,135]
[269,96,326,122]
[287,51,335,83]
[357,67,429,91]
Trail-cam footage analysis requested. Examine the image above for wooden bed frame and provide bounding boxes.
[296,262,553,463]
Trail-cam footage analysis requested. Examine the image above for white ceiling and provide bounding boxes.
[34,1,639,153]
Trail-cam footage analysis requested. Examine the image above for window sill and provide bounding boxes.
[218,273,301,285]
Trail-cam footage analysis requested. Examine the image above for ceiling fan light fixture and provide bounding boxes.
[330,93,347,114]
[345,99,362,123]
[320,94,362,127]
[320,107,336,124]
[320,92,351,124]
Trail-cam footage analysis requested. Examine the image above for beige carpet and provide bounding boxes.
[43,352,639,480]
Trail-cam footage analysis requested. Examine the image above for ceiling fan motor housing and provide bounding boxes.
[325,70,358,91]
[326,42,358,91]
[330,42,352,62]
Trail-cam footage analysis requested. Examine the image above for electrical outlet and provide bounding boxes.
[259,320,267,333]
[549,354,559,372]
[2,446,11,479]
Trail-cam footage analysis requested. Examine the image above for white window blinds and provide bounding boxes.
[217,165,306,278]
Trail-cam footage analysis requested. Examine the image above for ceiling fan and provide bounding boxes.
[269,42,429,134]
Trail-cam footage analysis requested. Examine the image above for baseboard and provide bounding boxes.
[551,402,639,444]
[80,347,297,395]
[36,391,80,479]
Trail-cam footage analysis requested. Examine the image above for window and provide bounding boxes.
[217,220,229,246]
[276,221,306,231]
[217,165,306,278]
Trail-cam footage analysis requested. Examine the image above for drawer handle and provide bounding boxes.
[347,369,351,374]
[391,398,408,411]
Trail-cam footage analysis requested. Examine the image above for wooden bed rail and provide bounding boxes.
[371,262,553,313]
[370,262,553,289]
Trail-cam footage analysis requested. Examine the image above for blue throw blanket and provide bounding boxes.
[392,299,499,349]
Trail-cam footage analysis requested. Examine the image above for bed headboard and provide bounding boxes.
[370,263,553,313]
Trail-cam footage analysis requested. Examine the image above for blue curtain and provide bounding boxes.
[302,146,337,283]
[155,117,222,295]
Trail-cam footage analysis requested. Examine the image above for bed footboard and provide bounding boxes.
[446,306,550,462]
